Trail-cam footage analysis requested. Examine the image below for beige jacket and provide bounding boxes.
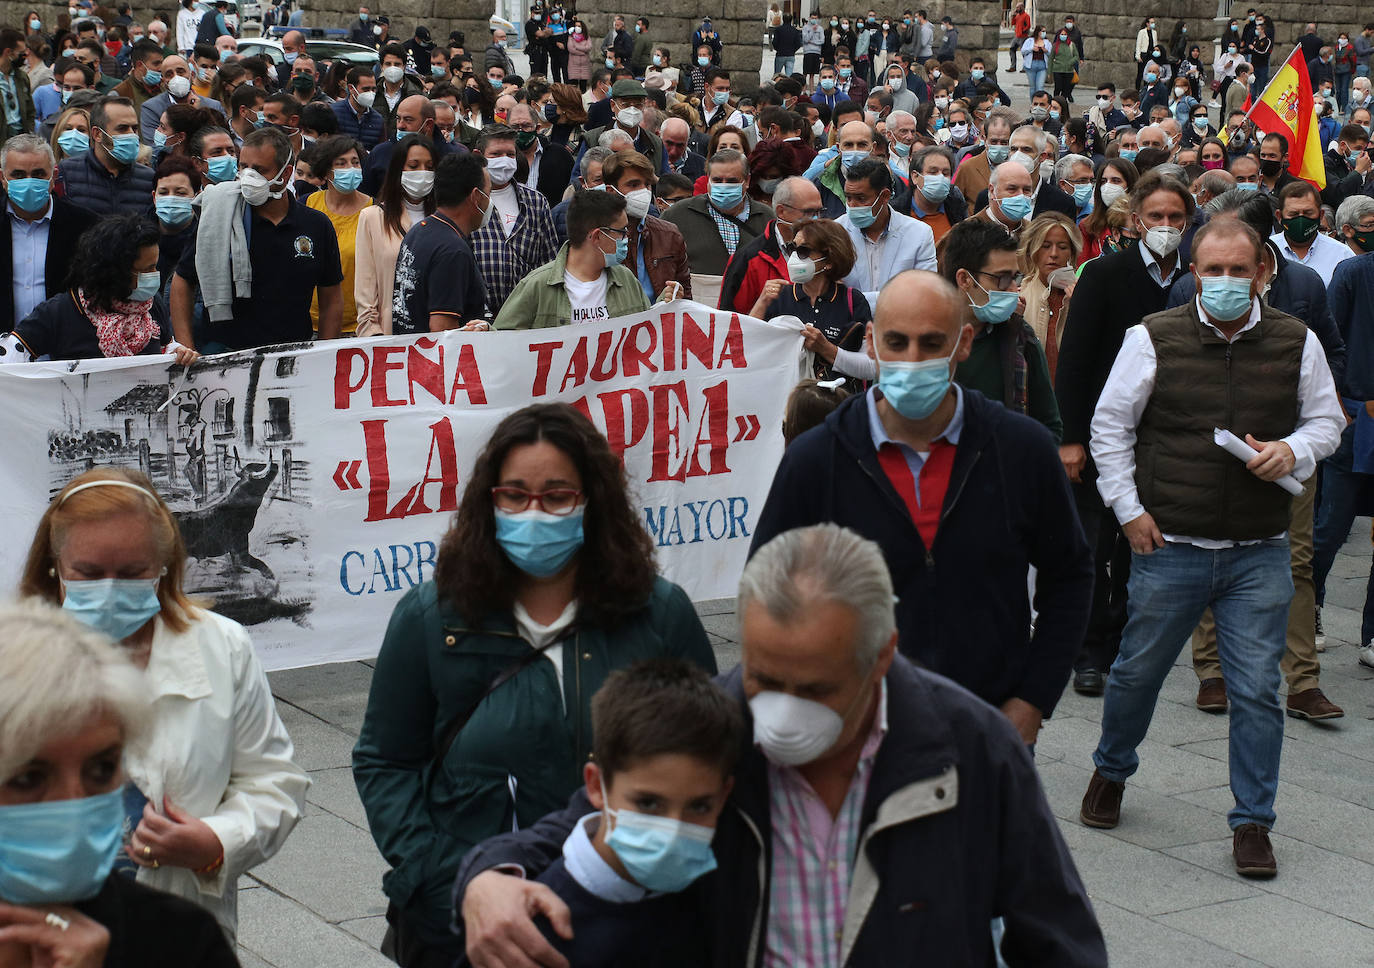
[354,204,417,336]
[1020,272,1069,351]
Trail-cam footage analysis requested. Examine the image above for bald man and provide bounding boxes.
[660,117,706,178]
[361,93,463,196]
[750,269,1092,742]
[811,119,875,217]
[718,175,824,313]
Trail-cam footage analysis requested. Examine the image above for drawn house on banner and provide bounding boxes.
[49,352,314,627]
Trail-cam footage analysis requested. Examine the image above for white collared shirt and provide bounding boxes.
[1090,295,1344,548]
[562,813,653,903]
[1269,230,1353,287]
[1138,235,1183,287]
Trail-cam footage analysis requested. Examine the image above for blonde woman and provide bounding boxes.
[49,103,91,162]
[1019,211,1083,382]
[18,467,309,945]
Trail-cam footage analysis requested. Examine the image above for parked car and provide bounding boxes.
[236,36,379,68]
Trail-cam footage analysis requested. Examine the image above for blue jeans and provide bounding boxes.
[1026,64,1046,95]
[1093,539,1292,830]
[1312,422,1374,644]
[774,55,794,76]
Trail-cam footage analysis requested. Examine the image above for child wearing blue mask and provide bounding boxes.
[530,658,744,966]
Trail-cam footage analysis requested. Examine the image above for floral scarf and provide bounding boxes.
[77,288,159,358]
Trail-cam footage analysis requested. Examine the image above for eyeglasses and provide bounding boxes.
[978,270,1024,290]
[779,204,826,220]
[599,225,629,240]
[490,487,584,515]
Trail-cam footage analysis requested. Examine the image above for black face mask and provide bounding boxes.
[1259,157,1284,177]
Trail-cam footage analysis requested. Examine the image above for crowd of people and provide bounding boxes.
[1,2,1374,967]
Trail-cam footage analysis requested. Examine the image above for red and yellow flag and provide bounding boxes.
[1243,46,1325,189]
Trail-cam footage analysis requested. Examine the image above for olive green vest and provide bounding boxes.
[1134,301,1306,541]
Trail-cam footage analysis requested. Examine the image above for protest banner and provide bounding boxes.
[0,303,807,669]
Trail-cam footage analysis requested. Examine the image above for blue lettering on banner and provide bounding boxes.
[340,540,439,595]
[644,497,750,547]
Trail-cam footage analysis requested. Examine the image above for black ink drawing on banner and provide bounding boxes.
[46,349,315,627]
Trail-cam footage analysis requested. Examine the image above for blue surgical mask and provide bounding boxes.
[490,74,504,88]
[58,129,90,157]
[819,77,835,91]
[697,56,710,67]
[1120,148,1138,162]
[986,144,1010,164]
[709,181,744,208]
[153,128,168,148]
[847,191,886,228]
[602,230,629,266]
[155,195,194,225]
[255,111,267,127]
[712,89,729,105]
[284,50,298,64]
[839,67,852,78]
[969,278,1018,324]
[891,140,910,157]
[1144,71,1158,84]
[652,54,662,66]
[997,193,1032,221]
[432,64,446,77]
[877,353,954,420]
[602,782,719,893]
[205,154,238,183]
[919,172,950,202]
[1235,180,1258,192]
[971,69,985,81]
[0,789,124,904]
[105,131,141,165]
[143,68,163,87]
[6,176,50,212]
[332,166,364,192]
[840,149,867,171]
[494,507,585,577]
[61,576,162,640]
[1049,108,1061,121]
[1071,183,1094,208]
[1198,275,1253,320]
[130,269,161,301]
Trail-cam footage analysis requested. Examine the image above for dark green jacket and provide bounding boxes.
[352,576,715,946]
[956,317,1064,443]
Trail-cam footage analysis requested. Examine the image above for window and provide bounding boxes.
[264,396,292,441]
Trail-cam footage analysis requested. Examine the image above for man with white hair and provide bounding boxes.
[1136,124,1167,153]
[1335,194,1374,254]
[718,175,823,312]
[886,109,917,180]
[976,159,1036,237]
[660,116,705,178]
[1055,153,1095,218]
[454,521,1106,967]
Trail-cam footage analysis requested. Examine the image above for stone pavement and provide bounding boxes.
[239,522,1374,968]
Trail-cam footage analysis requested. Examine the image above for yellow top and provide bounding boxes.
[307,190,371,334]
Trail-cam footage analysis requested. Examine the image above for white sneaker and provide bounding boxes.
[1360,644,1374,670]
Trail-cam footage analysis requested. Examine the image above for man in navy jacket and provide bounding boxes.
[453,524,1106,968]
[751,269,1092,743]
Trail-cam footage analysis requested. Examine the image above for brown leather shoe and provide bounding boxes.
[1286,687,1344,721]
[1233,823,1277,878]
[1080,769,1125,829]
[1196,677,1228,713]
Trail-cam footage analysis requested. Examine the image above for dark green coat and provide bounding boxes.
[352,576,715,945]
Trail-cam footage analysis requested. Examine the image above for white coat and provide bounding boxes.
[122,608,310,944]
[838,207,938,306]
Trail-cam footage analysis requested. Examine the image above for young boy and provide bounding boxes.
[533,658,744,967]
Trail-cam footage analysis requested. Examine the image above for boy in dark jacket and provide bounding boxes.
[531,659,744,968]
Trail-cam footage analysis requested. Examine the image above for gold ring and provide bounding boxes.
[44,913,70,932]
[151,860,160,869]
[143,845,152,858]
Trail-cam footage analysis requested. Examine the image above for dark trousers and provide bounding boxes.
[548,49,568,83]
[1053,70,1076,99]
[528,47,548,77]
[1074,490,1130,673]
[381,903,464,968]
[1312,422,1374,645]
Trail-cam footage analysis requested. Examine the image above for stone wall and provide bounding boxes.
[1034,1,1370,93]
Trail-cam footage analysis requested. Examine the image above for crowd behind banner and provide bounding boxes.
[0,1,1373,966]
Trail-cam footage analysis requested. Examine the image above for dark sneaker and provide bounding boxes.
[1314,607,1326,652]
[1073,669,1106,696]
[1233,823,1277,878]
[1080,769,1124,829]
[1196,677,1228,713]
[1286,687,1344,721]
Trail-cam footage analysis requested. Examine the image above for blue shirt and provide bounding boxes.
[32,83,62,122]
[9,199,52,323]
[633,219,654,301]
[865,382,964,507]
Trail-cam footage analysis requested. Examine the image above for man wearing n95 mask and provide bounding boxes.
[453,524,1105,967]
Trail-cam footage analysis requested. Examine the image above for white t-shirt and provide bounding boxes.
[490,182,520,236]
[564,270,609,325]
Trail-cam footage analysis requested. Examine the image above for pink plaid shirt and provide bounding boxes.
[763,682,889,968]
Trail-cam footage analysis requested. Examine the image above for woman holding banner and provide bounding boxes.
[16,467,310,946]
[353,403,716,968]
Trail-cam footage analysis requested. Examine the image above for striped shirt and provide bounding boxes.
[763,681,888,968]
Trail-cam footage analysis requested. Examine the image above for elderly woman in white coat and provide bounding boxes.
[18,466,309,945]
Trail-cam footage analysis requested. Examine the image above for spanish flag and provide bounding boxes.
[1242,46,1326,189]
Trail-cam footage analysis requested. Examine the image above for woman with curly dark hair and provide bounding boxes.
[354,402,714,967]
[0,212,197,365]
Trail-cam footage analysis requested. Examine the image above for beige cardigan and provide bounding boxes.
[353,204,416,336]
[1020,273,1070,352]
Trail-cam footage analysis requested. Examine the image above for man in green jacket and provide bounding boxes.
[0,29,34,135]
[943,218,1063,441]
[494,189,651,329]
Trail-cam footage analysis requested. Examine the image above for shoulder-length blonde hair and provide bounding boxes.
[1019,211,1083,278]
[21,468,198,633]
[49,105,91,163]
